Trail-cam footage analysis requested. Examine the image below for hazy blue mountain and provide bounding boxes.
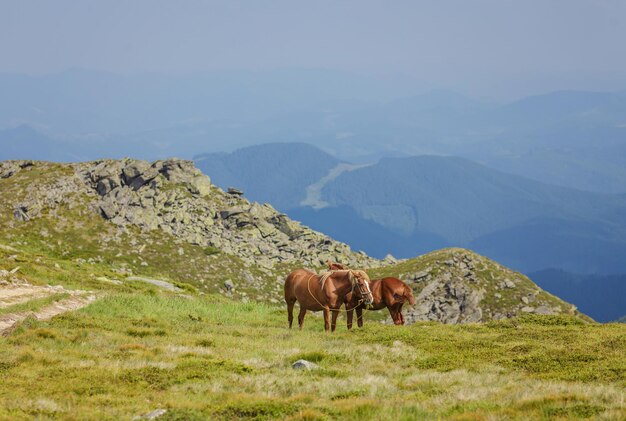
[0,68,419,135]
[0,125,79,162]
[288,205,450,258]
[217,90,626,193]
[3,68,626,192]
[529,269,626,323]
[319,155,626,273]
[462,91,626,193]
[0,124,200,163]
[194,143,626,274]
[195,143,340,210]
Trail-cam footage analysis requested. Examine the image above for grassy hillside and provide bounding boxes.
[1,245,624,419]
[0,159,587,325]
[1,158,624,419]
[1,295,625,419]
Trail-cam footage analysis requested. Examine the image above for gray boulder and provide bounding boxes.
[122,161,150,185]
[292,359,319,370]
[406,276,484,324]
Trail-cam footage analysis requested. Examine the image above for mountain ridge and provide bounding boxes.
[0,158,589,324]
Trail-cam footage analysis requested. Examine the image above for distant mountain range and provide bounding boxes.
[199,143,626,274]
[1,69,625,193]
[195,143,341,210]
[529,269,626,323]
[197,142,626,322]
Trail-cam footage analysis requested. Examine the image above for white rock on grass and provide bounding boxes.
[133,408,167,420]
[292,359,319,370]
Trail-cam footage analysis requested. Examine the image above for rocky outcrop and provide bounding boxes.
[3,159,377,270]
[394,249,578,324]
[0,160,33,179]
[407,275,484,324]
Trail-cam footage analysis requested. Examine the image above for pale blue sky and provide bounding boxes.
[1,0,625,98]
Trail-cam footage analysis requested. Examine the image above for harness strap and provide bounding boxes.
[306,272,365,313]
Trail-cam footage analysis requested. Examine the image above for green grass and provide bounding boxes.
[1,161,624,419]
[0,293,624,420]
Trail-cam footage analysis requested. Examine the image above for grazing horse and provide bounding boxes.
[325,262,415,328]
[284,268,374,332]
[346,277,416,328]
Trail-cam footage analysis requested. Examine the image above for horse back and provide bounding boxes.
[382,277,415,305]
[284,268,316,300]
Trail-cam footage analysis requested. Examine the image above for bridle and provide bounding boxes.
[306,269,373,311]
[347,270,374,306]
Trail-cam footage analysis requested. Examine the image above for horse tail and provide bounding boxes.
[284,271,297,302]
[404,284,416,305]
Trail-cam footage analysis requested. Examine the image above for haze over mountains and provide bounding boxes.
[2,70,626,194]
[2,69,626,321]
[198,143,626,273]
[197,143,626,322]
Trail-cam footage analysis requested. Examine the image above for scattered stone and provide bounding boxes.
[224,279,234,292]
[13,207,29,222]
[126,276,182,292]
[133,409,167,420]
[411,270,430,282]
[242,271,255,284]
[500,279,516,289]
[95,276,123,285]
[227,187,244,196]
[534,305,556,315]
[292,359,319,370]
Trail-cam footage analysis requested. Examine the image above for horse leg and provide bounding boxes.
[331,309,339,332]
[390,304,403,325]
[399,304,405,325]
[346,308,353,330]
[287,299,296,328]
[356,306,364,328]
[298,307,307,330]
[323,307,331,332]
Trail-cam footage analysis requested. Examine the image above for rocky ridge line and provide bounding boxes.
[3,159,379,270]
[396,250,580,324]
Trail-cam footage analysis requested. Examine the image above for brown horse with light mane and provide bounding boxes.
[284,268,374,332]
[328,262,416,328]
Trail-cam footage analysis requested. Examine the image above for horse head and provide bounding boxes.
[327,261,347,271]
[349,270,374,305]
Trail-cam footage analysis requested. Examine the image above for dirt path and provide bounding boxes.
[0,280,96,336]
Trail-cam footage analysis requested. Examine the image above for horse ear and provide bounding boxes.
[348,270,356,283]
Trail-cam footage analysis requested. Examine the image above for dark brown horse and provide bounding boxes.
[284,268,374,332]
[326,262,415,328]
[346,277,416,328]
